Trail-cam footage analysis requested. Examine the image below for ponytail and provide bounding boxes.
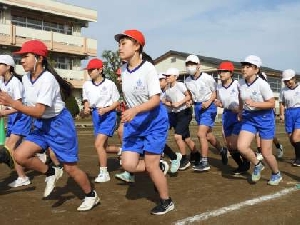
[42,58,72,101]
[141,52,154,65]
[9,67,22,82]
[257,70,267,81]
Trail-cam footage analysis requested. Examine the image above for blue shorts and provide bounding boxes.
[91,108,117,137]
[241,109,275,139]
[6,112,32,137]
[194,102,217,127]
[122,103,168,155]
[222,110,241,137]
[284,107,300,134]
[25,108,78,163]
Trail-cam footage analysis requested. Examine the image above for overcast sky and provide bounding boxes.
[59,0,300,72]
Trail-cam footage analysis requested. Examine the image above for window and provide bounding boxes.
[52,56,72,70]
[11,15,73,35]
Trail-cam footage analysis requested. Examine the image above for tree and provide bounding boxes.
[101,50,122,86]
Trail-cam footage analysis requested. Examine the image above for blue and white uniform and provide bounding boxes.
[82,78,120,137]
[0,76,31,137]
[23,70,77,163]
[165,82,192,139]
[238,76,275,139]
[185,72,217,127]
[121,61,168,154]
[217,80,241,137]
[279,84,300,134]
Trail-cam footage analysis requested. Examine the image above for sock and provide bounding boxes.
[194,151,201,162]
[45,166,55,176]
[257,147,262,153]
[163,144,177,160]
[100,167,107,172]
[182,155,187,160]
[294,142,300,159]
[85,190,95,197]
[275,143,281,149]
[231,151,243,166]
[255,161,262,167]
[272,171,280,175]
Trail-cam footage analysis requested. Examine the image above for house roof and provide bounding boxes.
[154,50,283,75]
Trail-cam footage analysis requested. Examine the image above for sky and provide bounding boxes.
[59,0,300,73]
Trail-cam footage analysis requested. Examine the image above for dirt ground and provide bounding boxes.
[0,123,299,225]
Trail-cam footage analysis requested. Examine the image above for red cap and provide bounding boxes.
[114,29,145,47]
[84,58,103,70]
[116,68,121,76]
[14,40,48,57]
[218,61,234,72]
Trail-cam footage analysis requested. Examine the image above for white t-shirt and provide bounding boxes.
[82,78,120,108]
[22,71,65,118]
[279,84,300,108]
[121,61,161,108]
[185,72,216,102]
[238,76,274,111]
[217,80,239,110]
[165,82,187,112]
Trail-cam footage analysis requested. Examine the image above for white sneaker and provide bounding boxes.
[95,171,110,183]
[77,191,100,211]
[276,145,284,158]
[44,167,63,197]
[8,176,31,188]
[36,153,47,163]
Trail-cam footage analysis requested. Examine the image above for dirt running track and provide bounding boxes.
[0,123,299,225]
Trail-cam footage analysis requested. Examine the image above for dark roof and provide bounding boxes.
[154,50,283,75]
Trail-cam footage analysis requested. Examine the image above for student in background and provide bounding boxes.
[279,69,300,166]
[237,55,282,185]
[82,58,120,183]
[215,61,250,175]
[185,55,228,172]
[0,55,32,187]
[163,68,198,171]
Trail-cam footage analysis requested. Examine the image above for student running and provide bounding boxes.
[115,29,174,215]
[237,55,282,185]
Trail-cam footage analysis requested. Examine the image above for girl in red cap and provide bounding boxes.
[115,29,174,215]
[82,58,120,183]
[215,61,250,175]
[0,40,99,211]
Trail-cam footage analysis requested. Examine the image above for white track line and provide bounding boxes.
[175,186,298,225]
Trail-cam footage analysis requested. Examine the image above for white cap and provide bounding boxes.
[0,55,15,67]
[165,67,180,76]
[158,72,166,79]
[185,54,200,64]
[282,69,296,81]
[241,55,262,68]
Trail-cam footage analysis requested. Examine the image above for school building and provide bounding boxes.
[154,50,285,119]
[0,0,97,103]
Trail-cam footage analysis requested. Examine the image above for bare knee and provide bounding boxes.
[63,163,77,175]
